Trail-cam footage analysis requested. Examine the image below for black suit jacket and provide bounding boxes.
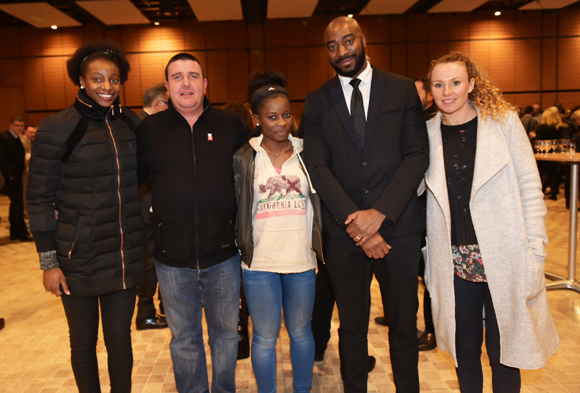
[302,67,429,240]
[0,130,25,182]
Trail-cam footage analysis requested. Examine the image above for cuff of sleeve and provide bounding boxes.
[32,231,57,253]
[39,250,59,270]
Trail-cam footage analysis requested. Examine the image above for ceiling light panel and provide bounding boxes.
[187,0,243,21]
[361,0,421,15]
[428,0,489,13]
[519,0,578,10]
[267,0,318,19]
[76,0,149,25]
[0,2,81,28]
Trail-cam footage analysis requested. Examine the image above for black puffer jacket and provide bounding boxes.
[27,89,146,296]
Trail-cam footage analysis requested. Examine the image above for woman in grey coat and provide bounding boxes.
[421,52,559,392]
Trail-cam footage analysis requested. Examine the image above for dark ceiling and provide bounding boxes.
[1,0,579,27]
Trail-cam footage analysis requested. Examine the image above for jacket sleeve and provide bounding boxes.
[302,94,359,227]
[26,116,67,253]
[507,111,548,300]
[136,122,152,188]
[371,80,430,224]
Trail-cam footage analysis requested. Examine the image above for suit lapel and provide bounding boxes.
[329,76,363,154]
[363,70,384,153]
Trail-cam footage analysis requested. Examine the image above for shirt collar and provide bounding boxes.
[8,130,19,139]
[338,61,373,89]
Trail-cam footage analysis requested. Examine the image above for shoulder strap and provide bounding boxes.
[62,117,89,163]
[62,111,137,163]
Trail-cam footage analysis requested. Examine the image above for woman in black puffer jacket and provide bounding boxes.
[27,40,145,393]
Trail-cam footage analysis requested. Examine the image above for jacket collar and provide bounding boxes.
[74,88,121,121]
[167,96,212,126]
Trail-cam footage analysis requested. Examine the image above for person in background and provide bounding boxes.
[138,82,169,121]
[423,52,559,393]
[233,70,321,393]
[0,116,32,241]
[520,106,540,139]
[536,106,569,200]
[27,40,145,393]
[135,82,169,331]
[21,125,36,216]
[224,101,254,134]
[136,53,247,393]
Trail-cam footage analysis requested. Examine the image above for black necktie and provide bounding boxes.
[350,78,365,147]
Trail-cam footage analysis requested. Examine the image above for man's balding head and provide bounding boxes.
[324,17,367,78]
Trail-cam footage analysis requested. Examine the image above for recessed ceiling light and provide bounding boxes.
[494,11,501,16]
[153,21,160,25]
[347,14,353,18]
[51,25,58,29]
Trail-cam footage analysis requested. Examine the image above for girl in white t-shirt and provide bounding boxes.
[233,71,322,393]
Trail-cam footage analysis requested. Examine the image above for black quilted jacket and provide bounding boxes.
[27,89,145,296]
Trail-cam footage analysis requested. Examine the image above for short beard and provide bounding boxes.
[330,46,367,78]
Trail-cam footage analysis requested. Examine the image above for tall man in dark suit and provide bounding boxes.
[302,17,429,392]
[0,116,33,241]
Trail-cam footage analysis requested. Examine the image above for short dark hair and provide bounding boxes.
[414,77,430,92]
[10,116,24,124]
[524,106,534,115]
[143,82,168,107]
[165,53,205,81]
[66,40,130,86]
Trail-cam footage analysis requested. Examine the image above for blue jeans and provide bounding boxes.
[243,269,316,393]
[156,255,241,393]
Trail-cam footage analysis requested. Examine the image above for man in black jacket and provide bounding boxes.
[136,53,247,393]
[302,17,429,392]
[0,116,32,241]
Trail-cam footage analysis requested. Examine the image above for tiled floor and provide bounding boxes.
[1,191,580,393]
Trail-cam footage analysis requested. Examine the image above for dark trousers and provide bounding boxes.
[454,276,521,393]
[6,176,27,237]
[418,252,435,334]
[61,287,137,393]
[311,260,390,357]
[311,260,335,357]
[325,233,421,393]
[136,223,162,320]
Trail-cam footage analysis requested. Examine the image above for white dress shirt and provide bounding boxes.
[338,61,373,120]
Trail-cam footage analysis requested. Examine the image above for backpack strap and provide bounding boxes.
[62,117,89,163]
[62,111,137,163]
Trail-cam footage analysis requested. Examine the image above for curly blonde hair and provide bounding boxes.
[428,52,517,121]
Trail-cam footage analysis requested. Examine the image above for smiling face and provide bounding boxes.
[324,17,367,78]
[165,59,207,118]
[79,58,121,107]
[253,95,293,146]
[430,62,476,125]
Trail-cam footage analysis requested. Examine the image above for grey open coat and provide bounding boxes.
[421,108,559,369]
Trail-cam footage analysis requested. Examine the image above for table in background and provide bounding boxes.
[535,153,580,293]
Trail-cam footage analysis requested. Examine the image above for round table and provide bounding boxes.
[535,153,580,293]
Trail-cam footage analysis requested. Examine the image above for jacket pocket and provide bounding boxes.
[155,215,194,260]
[68,216,87,259]
[524,237,547,302]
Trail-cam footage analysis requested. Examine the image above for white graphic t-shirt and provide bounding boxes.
[244,135,316,273]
